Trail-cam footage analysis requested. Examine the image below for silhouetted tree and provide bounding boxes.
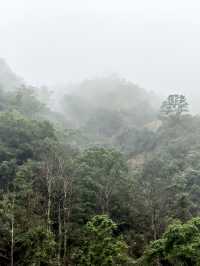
[160,94,189,118]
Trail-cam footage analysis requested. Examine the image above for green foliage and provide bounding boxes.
[142,217,200,265]
[0,111,56,185]
[16,226,56,266]
[8,86,45,118]
[1,65,200,266]
[114,127,156,154]
[77,215,132,266]
[160,94,189,118]
[73,147,129,220]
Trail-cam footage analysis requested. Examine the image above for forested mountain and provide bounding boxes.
[0,59,22,91]
[61,76,159,153]
[61,76,156,126]
[1,61,200,265]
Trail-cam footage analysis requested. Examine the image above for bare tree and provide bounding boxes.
[10,196,15,266]
[63,175,73,266]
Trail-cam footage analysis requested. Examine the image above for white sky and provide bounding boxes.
[1,0,200,103]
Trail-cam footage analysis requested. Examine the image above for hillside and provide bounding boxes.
[61,76,159,152]
[0,59,22,91]
[1,61,200,265]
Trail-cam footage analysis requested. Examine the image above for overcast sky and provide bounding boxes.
[1,0,200,103]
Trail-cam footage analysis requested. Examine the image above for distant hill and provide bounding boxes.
[0,58,22,91]
[0,61,160,153]
[61,76,160,152]
[62,76,158,128]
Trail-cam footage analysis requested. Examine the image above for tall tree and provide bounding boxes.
[74,147,129,220]
[77,215,132,266]
[160,94,189,118]
[141,217,200,266]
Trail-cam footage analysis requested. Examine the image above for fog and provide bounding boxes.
[1,0,200,110]
[2,3,200,261]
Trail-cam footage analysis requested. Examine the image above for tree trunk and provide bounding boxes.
[63,185,67,265]
[151,208,157,241]
[11,197,15,266]
[58,201,62,266]
[47,177,52,232]
[63,177,73,266]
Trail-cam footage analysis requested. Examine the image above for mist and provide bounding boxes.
[1,0,200,112]
[2,2,200,264]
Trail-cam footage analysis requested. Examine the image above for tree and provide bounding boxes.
[9,85,45,118]
[77,215,132,265]
[74,147,129,220]
[160,94,189,118]
[16,226,56,266]
[0,192,15,266]
[141,217,200,265]
[0,174,32,266]
[50,154,75,266]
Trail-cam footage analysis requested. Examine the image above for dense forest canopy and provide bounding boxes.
[1,60,200,265]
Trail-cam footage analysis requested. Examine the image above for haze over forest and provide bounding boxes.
[2,1,200,266]
[1,0,200,111]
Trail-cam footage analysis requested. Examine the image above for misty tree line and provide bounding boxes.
[0,78,200,266]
